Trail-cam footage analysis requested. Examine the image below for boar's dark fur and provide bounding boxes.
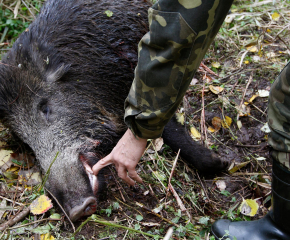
[0,0,227,221]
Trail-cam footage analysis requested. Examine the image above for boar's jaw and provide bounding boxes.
[79,154,99,195]
[69,196,97,222]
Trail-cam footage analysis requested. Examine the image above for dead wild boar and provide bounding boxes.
[0,0,227,221]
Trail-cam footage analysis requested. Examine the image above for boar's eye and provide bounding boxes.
[38,100,51,122]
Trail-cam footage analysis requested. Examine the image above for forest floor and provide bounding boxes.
[0,0,290,239]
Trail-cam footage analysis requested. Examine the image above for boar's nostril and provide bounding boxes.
[69,196,97,222]
[84,203,97,215]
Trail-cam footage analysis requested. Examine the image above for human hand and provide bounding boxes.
[92,128,147,185]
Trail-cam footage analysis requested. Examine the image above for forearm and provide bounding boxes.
[125,0,234,139]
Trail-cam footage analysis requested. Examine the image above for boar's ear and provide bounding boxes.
[46,63,70,83]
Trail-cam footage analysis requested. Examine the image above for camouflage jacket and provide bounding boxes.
[124,0,234,139]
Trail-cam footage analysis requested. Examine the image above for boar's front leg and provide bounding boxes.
[162,115,228,174]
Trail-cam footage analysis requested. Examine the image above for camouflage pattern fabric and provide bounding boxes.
[268,61,290,170]
[124,0,234,139]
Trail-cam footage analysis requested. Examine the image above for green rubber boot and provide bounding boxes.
[211,160,290,240]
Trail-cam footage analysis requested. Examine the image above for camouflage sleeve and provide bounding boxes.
[124,0,234,139]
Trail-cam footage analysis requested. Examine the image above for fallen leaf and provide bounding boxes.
[261,123,271,133]
[3,166,19,180]
[228,161,250,174]
[252,56,260,62]
[190,126,201,140]
[249,95,259,103]
[176,113,185,125]
[212,62,221,68]
[31,195,53,215]
[208,126,216,133]
[0,150,13,172]
[40,233,55,240]
[49,213,61,220]
[222,116,232,128]
[256,157,266,161]
[190,78,198,86]
[246,46,258,52]
[212,117,222,131]
[244,60,250,64]
[209,85,224,94]
[143,190,149,196]
[0,200,7,219]
[272,12,280,21]
[218,96,231,108]
[239,199,259,217]
[104,10,113,17]
[153,171,167,182]
[152,138,164,152]
[258,90,269,97]
[225,14,235,23]
[18,167,42,186]
[237,104,250,117]
[153,204,164,213]
[215,180,226,191]
[237,120,243,129]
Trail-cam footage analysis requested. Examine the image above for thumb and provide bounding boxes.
[93,154,113,176]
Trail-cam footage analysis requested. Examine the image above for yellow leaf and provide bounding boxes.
[246,46,258,52]
[41,233,55,240]
[212,117,222,131]
[266,29,271,33]
[222,116,232,128]
[212,62,221,68]
[190,127,201,140]
[176,113,185,125]
[239,199,259,217]
[31,195,53,215]
[0,150,13,170]
[229,161,250,174]
[244,60,249,64]
[209,85,224,94]
[208,126,216,133]
[249,94,259,103]
[272,12,280,21]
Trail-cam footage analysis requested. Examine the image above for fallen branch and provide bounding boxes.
[0,206,30,231]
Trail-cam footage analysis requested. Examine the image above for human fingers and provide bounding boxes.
[127,167,143,184]
[117,165,135,186]
[92,154,113,176]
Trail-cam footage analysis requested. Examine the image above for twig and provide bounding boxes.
[163,227,174,240]
[72,214,161,238]
[135,202,179,227]
[44,187,75,232]
[239,72,253,110]
[21,0,35,19]
[167,149,180,190]
[7,217,60,230]
[235,144,263,148]
[200,62,219,77]
[0,206,30,231]
[0,196,24,206]
[2,3,30,21]
[109,167,127,202]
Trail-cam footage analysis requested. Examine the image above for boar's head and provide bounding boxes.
[0,0,148,221]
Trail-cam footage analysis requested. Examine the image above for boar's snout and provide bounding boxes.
[69,196,97,222]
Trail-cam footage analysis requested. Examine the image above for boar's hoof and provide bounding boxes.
[69,197,97,222]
